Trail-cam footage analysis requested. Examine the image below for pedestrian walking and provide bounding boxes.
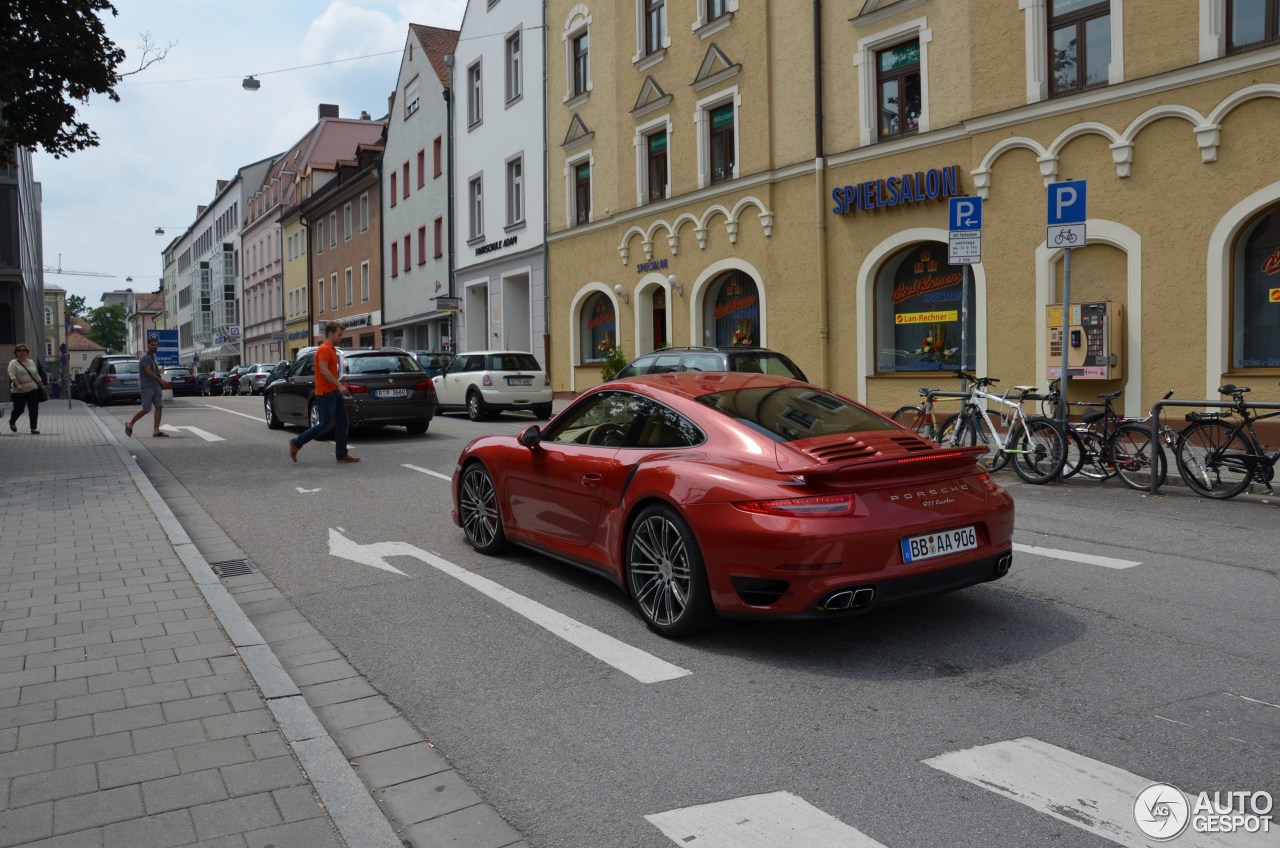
[125,337,172,438]
[289,321,360,463]
[7,343,47,434]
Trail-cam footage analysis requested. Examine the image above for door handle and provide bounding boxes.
[581,473,603,488]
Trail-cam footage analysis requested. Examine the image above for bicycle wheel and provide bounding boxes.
[891,405,923,430]
[1075,429,1115,480]
[1175,420,1254,499]
[1108,423,1167,491]
[939,412,1007,472]
[1008,417,1066,484]
[1059,427,1088,479]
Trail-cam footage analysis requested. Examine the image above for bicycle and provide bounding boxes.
[1174,384,1280,499]
[936,372,1066,484]
[890,380,966,443]
[1038,384,1177,485]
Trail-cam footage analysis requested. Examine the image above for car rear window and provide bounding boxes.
[696,386,892,442]
[726,353,806,381]
[345,354,422,375]
[487,354,540,372]
[164,369,192,378]
[112,361,139,374]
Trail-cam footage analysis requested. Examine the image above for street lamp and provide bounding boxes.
[242,75,261,91]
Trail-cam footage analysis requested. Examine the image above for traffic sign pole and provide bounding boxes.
[1047,181,1087,429]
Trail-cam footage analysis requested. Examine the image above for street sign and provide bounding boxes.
[147,329,180,366]
[949,197,983,231]
[1047,180,1087,225]
[434,296,462,312]
[1047,224,1086,248]
[948,231,982,264]
[228,326,241,337]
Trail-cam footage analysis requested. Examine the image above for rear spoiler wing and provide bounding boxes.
[788,444,990,482]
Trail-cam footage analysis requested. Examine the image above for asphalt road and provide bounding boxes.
[101,395,1280,848]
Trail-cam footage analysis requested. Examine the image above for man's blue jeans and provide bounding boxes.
[291,391,350,459]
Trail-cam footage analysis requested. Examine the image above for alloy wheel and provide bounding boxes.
[459,465,505,552]
[627,513,692,628]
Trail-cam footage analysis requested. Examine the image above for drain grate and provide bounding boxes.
[209,559,256,578]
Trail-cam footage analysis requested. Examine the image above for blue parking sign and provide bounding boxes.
[949,197,982,231]
[1047,180,1087,225]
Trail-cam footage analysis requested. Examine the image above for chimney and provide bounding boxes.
[387,91,395,118]
[216,179,228,193]
[360,110,371,120]
[318,103,339,119]
[196,205,207,215]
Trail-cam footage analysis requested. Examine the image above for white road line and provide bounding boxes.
[296,487,321,494]
[403,463,452,482]
[924,737,1253,847]
[326,529,690,683]
[1012,542,1141,569]
[646,792,887,848]
[202,404,262,422]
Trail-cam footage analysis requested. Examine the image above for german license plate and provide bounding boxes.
[507,377,532,386]
[901,526,977,563]
[374,388,408,398]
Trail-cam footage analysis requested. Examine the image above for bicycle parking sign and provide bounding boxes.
[1047,180,1086,247]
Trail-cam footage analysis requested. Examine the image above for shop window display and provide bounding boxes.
[583,292,616,363]
[875,244,975,373]
[1233,204,1280,369]
[704,271,759,348]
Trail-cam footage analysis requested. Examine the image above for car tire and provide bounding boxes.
[625,504,716,638]
[265,396,284,430]
[459,462,507,554]
[466,391,489,422]
[534,403,552,420]
[406,421,430,435]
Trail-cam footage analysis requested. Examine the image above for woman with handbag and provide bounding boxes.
[7,344,47,434]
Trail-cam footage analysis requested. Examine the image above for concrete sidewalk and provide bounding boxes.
[1,401,524,848]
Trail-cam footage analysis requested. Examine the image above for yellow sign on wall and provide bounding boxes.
[895,310,959,325]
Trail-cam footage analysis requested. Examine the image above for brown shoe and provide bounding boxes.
[336,454,361,463]
[289,440,299,462]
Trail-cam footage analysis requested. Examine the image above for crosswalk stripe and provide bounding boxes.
[924,737,1254,847]
[646,792,887,848]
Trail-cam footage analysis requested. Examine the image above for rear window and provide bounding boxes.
[345,354,422,375]
[487,354,541,372]
[726,353,805,381]
[164,368,192,378]
[112,361,139,374]
[695,386,892,442]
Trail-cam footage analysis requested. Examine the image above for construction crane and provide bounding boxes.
[43,254,113,277]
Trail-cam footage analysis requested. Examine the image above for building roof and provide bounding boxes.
[410,24,460,88]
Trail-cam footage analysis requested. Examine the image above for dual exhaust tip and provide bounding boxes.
[824,587,875,611]
[994,554,1013,577]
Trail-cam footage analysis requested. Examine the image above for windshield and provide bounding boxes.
[695,385,892,442]
[345,354,423,375]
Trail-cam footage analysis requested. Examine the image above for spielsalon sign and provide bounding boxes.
[831,164,961,215]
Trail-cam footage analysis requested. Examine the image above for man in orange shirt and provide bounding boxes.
[289,322,360,463]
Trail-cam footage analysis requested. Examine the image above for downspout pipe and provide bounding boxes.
[813,0,831,388]
[443,61,457,352]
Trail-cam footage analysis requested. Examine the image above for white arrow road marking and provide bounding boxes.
[924,737,1252,847]
[646,792,887,848]
[403,464,452,482]
[1012,542,1140,569]
[159,424,225,442]
[296,487,321,494]
[326,528,690,684]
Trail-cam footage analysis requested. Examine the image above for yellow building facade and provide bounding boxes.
[545,0,1280,417]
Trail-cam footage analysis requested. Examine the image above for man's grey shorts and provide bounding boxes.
[140,384,164,412]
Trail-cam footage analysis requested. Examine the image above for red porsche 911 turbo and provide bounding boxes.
[452,372,1014,637]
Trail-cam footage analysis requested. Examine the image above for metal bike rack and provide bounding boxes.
[1145,398,1280,494]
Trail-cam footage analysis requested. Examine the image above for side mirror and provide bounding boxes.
[518,425,541,449]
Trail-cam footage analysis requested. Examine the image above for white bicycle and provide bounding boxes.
[937,372,1067,484]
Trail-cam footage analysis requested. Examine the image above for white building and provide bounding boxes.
[451,0,547,364]
[381,24,459,353]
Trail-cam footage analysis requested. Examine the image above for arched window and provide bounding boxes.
[1233,203,1280,368]
[874,243,975,372]
[44,307,52,325]
[703,270,759,348]
[581,292,616,362]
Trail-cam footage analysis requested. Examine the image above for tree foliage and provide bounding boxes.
[87,303,127,352]
[65,294,87,318]
[0,1,172,160]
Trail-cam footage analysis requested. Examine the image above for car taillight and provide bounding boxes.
[482,374,493,387]
[544,374,550,386]
[340,381,367,394]
[978,472,999,493]
[414,380,434,392]
[733,494,856,516]
[102,375,118,383]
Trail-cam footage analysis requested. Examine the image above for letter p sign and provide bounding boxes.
[949,196,982,232]
[1048,180,1087,225]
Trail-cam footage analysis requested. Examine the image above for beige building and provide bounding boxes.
[545,0,1280,417]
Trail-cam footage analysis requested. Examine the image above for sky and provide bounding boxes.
[34,0,467,307]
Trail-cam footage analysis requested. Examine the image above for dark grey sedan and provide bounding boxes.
[263,348,436,435]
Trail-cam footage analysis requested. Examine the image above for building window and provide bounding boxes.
[402,163,409,199]
[507,157,524,225]
[403,236,411,272]
[360,193,369,232]
[506,30,522,102]
[390,172,398,207]
[433,136,443,177]
[391,242,399,278]
[404,77,421,118]
[707,0,728,21]
[331,273,338,310]
[434,217,443,257]
[1228,0,1280,52]
[1049,0,1111,96]
[1233,203,1280,369]
[573,161,591,226]
[874,244,975,373]
[467,61,483,127]
[470,177,484,239]
[360,261,370,302]
[316,222,324,253]
[44,307,52,325]
[582,292,616,363]
[417,150,425,188]
[344,203,352,241]
[703,270,760,348]
[418,226,427,265]
[318,278,326,313]
[329,212,337,247]
[572,31,590,97]
[345,268,353,306]
[877,40,921,139]
[645,129,668,203]
[708,103,735,185]
[644,0,666,56]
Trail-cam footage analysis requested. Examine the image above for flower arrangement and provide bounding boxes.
[915,323,958,365]
[598,334,627,381]
[731,318,753,347]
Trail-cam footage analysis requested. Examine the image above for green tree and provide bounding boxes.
[87,303,127,352]
[0,1,172,160]
[65,294,87,318]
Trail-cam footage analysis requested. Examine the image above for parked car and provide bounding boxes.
[452,371,1014,637]
[161,366,200,397]
[612,346,809,383]
[201,371,230,396]
[222,366,246,396]
[263,360,292,390]
[92,359,143,406]
[433,351,552,421]
[407,351,454,378]
[84,354,139,405]
[264,347,436,435]
[238,364,275,396]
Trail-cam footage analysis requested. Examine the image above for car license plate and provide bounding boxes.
[901,526,977,563]
[374,388,408,398]
[507,376,532,386]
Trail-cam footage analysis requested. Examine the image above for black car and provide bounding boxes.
[201,371,230,396]
[162,367,200,397]
[222,366,246,396]
[612,346,809,383]
[263,347,436,435]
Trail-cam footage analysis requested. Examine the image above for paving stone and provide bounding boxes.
[0,637,54,660]
[271,636,334,661]
[376,771,482,827]
[314,696,398,732]
[148,659,213,684]
[114,650,178,673]
[9,764,99,808]
[351,743,449,788]
[332,716,424,759]
[19,827,103,847]
[85,669,153,694]
[101,809,195,848]
[176,737,255,773]
[226,691,263,713]
[0,700,55,730]
[243,817,341,848]
[287,659,357,688]
[130,719,208,755]
[245,731,288,761]
[92,704,164,736]
[278,649,343,671]
[97,749,180,789]
[53,658,118,681]
[83,641,144,662]
[187,672,253,698]
[299,677,377,709]
[142,770,229,815]
[186,834,247,848]
[201,709,274,741]
[220,755,308,798]
[25,648,91,670]
[53,786,143,834]
[402,802,522,848]
[173,644,234,663]
[161,693,229,723]
[0,727,15,754]
[19,679,88,705]
[190,793,283,842]
[19,716,94,749]
[122,681,190,709]
[140,633,198,653]
[55,689,126,720]
[271,786,324,823]
[0,666,55,690]
[55,732,134,768]
[0,801,53,848]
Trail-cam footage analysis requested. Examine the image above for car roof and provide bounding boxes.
[606,371,807,402]
[452,350,536,357]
